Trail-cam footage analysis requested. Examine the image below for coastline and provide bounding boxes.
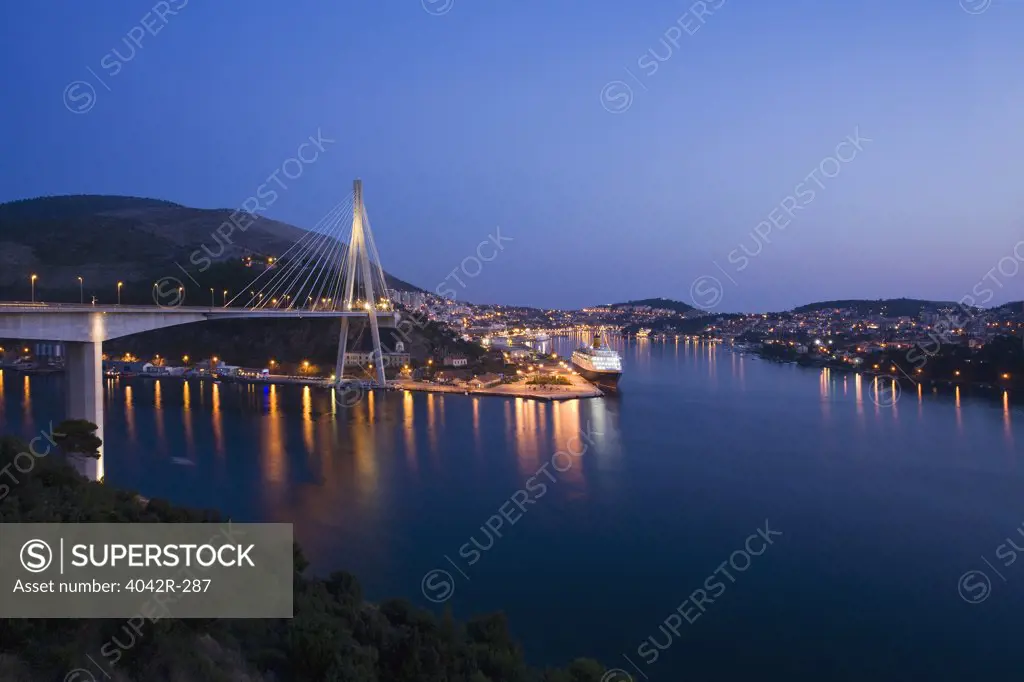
[0,366,606,401]
[729,344,1020,395]
[393,375,604,401]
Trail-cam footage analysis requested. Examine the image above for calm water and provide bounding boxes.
[3,336,1024,680]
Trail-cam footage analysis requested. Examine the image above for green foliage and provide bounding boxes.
[609,297,695,314]
[792,297,959,316]
[526,375,571,386]
[52,419,103,458]
[0,436,609,682]
[103,315,459,372]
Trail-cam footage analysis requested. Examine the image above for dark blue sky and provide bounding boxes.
[2,0,1022,311]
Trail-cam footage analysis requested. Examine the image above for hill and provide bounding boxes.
[606,297,695,314]
[792,298,959,317]
[996,301,1024,313]
[0,194,420,299]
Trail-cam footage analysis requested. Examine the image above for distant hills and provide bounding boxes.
[0,194,419,299]
[607,296,1006,319]
[605,297,695,314]
[792,298,965,317]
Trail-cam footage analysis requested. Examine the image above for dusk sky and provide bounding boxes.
[2,0,1022,311]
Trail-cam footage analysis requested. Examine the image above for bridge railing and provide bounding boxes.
[0,301,397,315]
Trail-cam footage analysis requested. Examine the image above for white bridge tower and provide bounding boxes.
[335,179,387,385]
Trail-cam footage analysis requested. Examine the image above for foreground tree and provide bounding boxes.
[52,419,102,458]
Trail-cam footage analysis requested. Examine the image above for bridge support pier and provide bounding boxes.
[335,317,351,381]
[65,341,104,481]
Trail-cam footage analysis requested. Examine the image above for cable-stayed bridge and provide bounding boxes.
[0,179,399,480]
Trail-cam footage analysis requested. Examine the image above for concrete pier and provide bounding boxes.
[64,341,104,481]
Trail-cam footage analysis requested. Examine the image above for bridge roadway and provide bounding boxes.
[0,302,398,342]
[0,301,400,482]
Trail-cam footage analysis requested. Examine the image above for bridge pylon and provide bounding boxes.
[335,179,387,385]
[232,178,394,387]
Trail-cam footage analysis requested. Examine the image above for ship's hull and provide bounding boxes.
[572,362,622,391]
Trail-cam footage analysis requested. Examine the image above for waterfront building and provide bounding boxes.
[344,328,410,368]
[468,373,502,389]
[33,341,65,366]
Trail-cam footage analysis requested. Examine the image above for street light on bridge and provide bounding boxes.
[30,274,37,303]
[117,281,123,305]
[77,276,83,304]
[223,289,228,307]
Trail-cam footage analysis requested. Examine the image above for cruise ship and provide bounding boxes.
[571,332,623,391]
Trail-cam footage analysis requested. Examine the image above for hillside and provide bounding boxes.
[996,301,1024,313]
[606,297,695,314]
[792,298,959,317]
[0,194,420,298]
